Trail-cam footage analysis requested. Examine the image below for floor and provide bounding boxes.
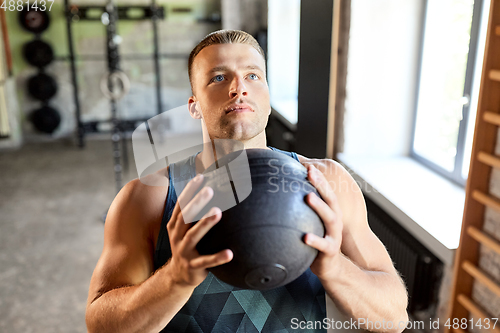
[0,138,136,333]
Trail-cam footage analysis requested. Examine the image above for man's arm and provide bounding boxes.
[301,158,408,333]
[85,174,232,333]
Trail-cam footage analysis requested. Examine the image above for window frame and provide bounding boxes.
[409,0,485,187]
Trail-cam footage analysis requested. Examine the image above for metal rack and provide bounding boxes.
[62,0,222,192]
[63,0,166,192]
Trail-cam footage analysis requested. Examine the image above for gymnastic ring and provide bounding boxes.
[99,70,130,101]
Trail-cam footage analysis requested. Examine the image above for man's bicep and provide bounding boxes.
[332,164,398,274]
[341,223,397,274]
[87,180,160,305]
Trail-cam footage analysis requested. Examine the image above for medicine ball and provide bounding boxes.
[27,73,58,101]
[19,7,50,34]
[196,148,325,290]
[23,40,54,68]
[30,105,61,134]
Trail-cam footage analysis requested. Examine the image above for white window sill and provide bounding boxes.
[337,153,465,265]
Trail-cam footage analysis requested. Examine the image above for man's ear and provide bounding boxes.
[188,96,202,119]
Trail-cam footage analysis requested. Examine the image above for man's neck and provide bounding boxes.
[195,136,270,172]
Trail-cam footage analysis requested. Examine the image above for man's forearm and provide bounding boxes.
[86,263,194,333]
[321,254,409,333]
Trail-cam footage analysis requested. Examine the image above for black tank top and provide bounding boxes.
[154,147,326,332]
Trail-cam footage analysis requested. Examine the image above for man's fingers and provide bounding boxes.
[168,174,204,233]
[308,192,336,224]
[307,192,342,236]
[307,165,342,220]
[190,249,233,269]
[169,186,215,242]
[183,207,222,248]
[181,186,214,224]
[304,233,338,256]
[177,174,206,214]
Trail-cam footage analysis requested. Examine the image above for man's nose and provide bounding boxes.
[229,77,248,98]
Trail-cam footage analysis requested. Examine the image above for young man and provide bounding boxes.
[85,30,408,333]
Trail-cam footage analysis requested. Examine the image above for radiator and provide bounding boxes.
[364,196,444,315]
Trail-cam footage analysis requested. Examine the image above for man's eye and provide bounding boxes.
[212,75,224,82]
[249,74,259,80]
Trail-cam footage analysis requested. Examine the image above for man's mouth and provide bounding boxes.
[225,104,254,114]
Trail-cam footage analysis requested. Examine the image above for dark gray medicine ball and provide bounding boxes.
[196,148,324,290]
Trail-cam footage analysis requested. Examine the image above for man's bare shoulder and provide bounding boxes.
[122,166,169,205]
[108,167,170,241]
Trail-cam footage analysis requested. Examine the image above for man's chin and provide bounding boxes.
[219,126,261,142]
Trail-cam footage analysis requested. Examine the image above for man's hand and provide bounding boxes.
[303,164,344,280]
[297,159,408,332]
[85,174,235,333]
[167,174,233,287]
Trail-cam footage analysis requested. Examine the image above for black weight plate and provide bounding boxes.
[30,105,61,134]
[19,7,50,34]
[23,40,54,67]
[27,73,58,101]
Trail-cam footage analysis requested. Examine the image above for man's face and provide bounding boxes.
[189,43,271,142]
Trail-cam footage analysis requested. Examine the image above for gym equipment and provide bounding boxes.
[30,105,61,134]
[20,7,60,136]
[23,40,54,68]
[196,148,325,290]
[19,7,50,34]
[64,0,166,151]
[27,73,58,101]
[99,70,130,101]
[104,0,126,193]
[64,0,167,194]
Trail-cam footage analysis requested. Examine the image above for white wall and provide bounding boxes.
[343,0,424,157]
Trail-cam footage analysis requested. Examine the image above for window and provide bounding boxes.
[411,0,488,185]
[267,0,301,125]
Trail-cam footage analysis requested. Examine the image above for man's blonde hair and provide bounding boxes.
[188,30,266,91]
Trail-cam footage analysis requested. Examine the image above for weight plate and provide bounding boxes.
[23,40,54,67]
[30,105,61,134]
[27,73,58,101]
[19,7,50,34]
